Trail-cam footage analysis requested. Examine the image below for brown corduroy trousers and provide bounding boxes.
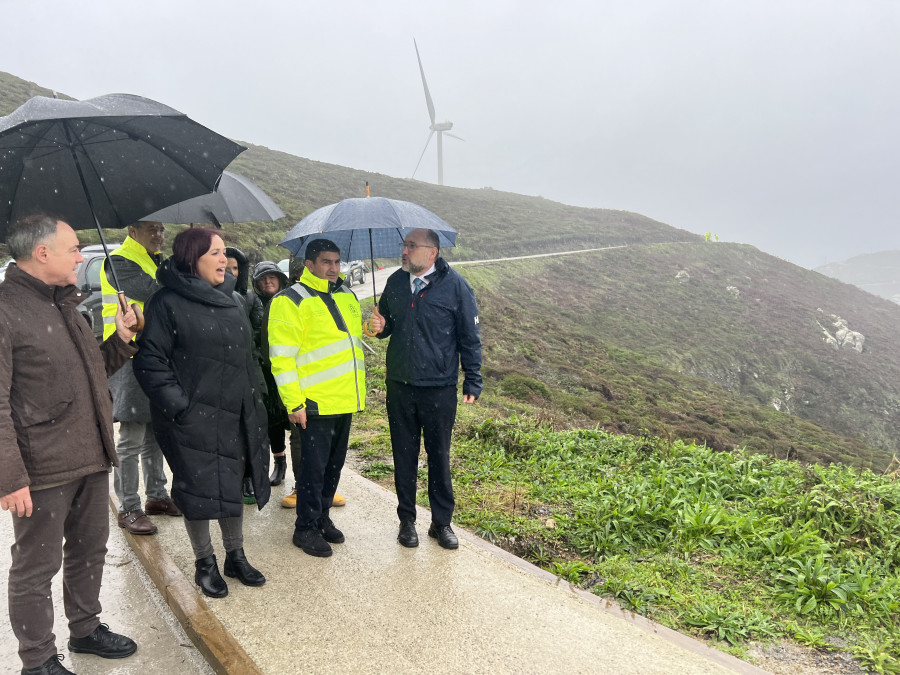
[8,471,108,668]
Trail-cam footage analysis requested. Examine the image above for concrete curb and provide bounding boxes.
[108,495,262,675]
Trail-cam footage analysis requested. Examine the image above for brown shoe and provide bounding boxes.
[144,497,182,516]
[118,508,158,535]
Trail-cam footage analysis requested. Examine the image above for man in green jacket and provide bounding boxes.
[267,239,365,557]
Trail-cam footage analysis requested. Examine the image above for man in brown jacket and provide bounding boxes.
[0,214,141,675]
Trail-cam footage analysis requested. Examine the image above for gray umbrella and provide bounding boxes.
[142,170,285,226]
[0,93,245,290]
[279,196,458,302]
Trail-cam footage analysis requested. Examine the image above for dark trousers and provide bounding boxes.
[268,420,287,455]
[294,413,351,530]
[386,381,458,526]
[8,471,109,668]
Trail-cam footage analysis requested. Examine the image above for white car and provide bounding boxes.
[341,260,366,287]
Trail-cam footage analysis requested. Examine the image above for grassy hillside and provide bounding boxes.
[461,244,900,468]
[3,70,899,469]
[0,71,74,115]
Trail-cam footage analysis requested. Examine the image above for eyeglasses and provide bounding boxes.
[400,241,436,251]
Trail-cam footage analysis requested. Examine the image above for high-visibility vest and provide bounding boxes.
[267,267,365,415]
[100,236,159,340]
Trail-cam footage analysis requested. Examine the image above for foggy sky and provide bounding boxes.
[2,0,898,269]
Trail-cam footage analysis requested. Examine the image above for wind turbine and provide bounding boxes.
[412,39,463,186]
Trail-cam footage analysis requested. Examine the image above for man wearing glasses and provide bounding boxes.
[368,228,482,550]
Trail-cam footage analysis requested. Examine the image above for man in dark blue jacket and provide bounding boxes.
[370,228,482,550]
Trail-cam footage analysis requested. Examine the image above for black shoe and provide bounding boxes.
[318,516,345,544]
[269,455,287,486]
[428,523,459,549]
[21,654,73,675]
[398,519,419,548]
[68,623,137,659]
[223,548,266,586]
[242,476,256,504]
[194,555,228,598]
[293,528,332,557]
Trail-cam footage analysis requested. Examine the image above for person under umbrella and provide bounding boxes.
[266,239,365,557]
[226,247,265,506]
[253,260,348,509]
[103,221,182,536]
[134,228,270,598]
[368,228,482,550]
[0,214,141,675]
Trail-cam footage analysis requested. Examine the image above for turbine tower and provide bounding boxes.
[412,39,463,186]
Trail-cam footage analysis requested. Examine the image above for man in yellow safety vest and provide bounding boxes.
[101,221,181,535]
[267,239,365,557]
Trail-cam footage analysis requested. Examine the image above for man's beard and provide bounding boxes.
[405,260,427,276]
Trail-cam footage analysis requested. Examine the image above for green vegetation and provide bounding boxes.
[463,248,900,469]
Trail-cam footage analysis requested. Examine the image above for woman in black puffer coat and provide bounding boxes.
[134,228,270,599]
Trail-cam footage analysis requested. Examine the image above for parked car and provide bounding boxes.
[76,244,121,341]
[0,258,11,283]
[341,260,366,287]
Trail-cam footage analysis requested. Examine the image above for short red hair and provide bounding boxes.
[172,227,218,276]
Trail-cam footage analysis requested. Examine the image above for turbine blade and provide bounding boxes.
[414,39,436,125]
[412,130,435,179]
[446,132,465,142]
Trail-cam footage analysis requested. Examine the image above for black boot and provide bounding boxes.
[21,654,74,674]
[269,455,287,486]
[242,476,256,504]
[223,548,266,586]
[194,555,228,598]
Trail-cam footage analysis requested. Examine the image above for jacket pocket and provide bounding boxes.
[15,384,75,428]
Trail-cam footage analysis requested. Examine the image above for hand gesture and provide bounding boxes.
[115,294,144,343]
[368,305,385,334]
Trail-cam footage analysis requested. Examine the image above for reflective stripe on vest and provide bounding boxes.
[299,359,364,391]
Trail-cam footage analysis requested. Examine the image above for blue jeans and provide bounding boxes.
[113,421,168,512]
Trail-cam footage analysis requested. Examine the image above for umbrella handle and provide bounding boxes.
[118,293,146,333]
[362,321,379,337]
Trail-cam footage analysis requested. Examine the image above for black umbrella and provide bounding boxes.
[141,170,285,226]
[0,93,245,295]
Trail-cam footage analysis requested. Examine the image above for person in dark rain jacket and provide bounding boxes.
[226,246,264,504]
[134,227,270,599]
[369,227,482,551]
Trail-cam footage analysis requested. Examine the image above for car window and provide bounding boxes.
[86,257,104,288]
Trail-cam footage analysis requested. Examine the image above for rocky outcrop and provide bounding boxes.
[816,310,865,353]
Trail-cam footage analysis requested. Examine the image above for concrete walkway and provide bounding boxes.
[133,465,768,675]
[0,496,213,675]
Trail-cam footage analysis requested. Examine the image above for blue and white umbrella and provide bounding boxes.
[280,196,458,300]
